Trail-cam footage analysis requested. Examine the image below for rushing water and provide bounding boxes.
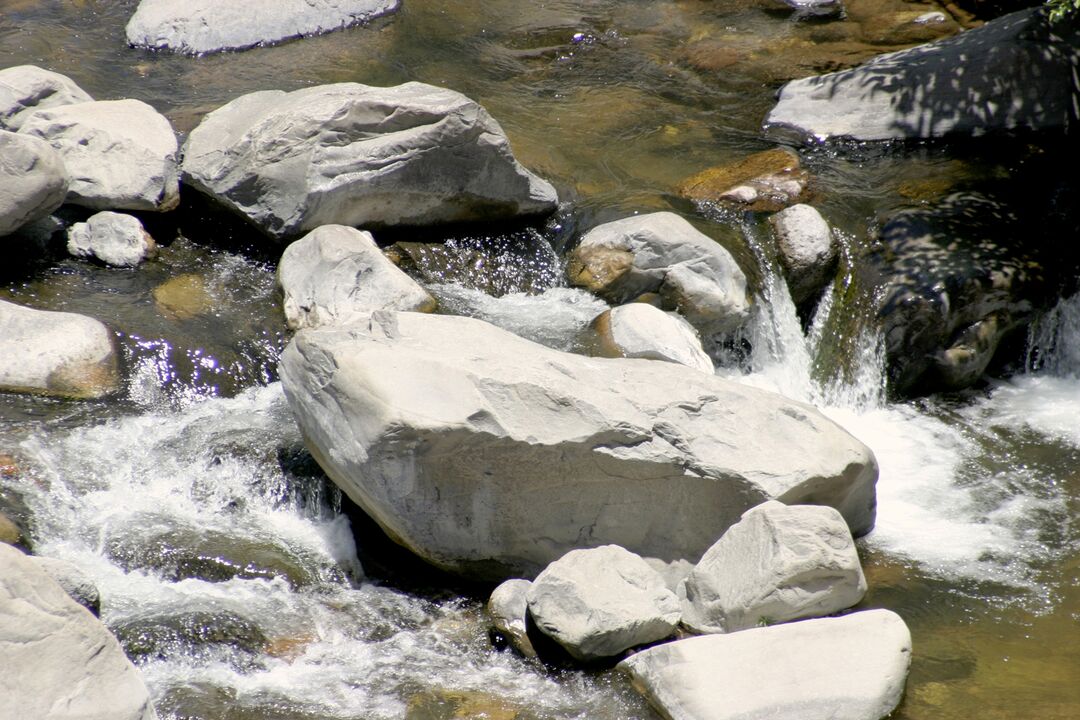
[3,1,1080,719]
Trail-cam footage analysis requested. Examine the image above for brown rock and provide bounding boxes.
[153,274,213,321]
[677,148,810,212]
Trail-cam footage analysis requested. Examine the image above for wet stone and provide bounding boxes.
[153,273,214,321]
[677,148,810,213]
[406,689,538,720]
[113,610,268,663]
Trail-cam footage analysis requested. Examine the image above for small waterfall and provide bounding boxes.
[1026,290,1080,377]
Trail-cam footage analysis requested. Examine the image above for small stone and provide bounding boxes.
[677,148,809,212]
[487,578,537,658]
[768,203,838,306]
[67,211,157,267]
[591,303,713,373]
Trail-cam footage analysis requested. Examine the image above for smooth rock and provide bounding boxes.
[767,203,837,306]
[619,609,912,720]
[0,299,120,399]
[0,512,24,548]
[487,578,537,658]
[0,130,69,236]
[677,148,809,213]
[67,211,157,267]
[18,99,179,211]
[0,65,93,131]
[152,274,213,321]
[30,555,101,616]
[526,545,680,661]
[181,82,558,239]
[680,501,867,634]
[591,303,713,373]
[277,224,436,330]
[278,310,878,579]
[763,8,1080,143]
[0,544,157,720]
[566,212,749,340]
[126,0,400,55]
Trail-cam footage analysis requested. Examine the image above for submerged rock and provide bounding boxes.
[767,203,838,307]
[677,148,809,213]
[114,610,268,663]
[181,82,558,239]
[279,310,878,579]
[152,274,213,320]
[590,303,714,373]
[0,130,69,237]
[0,65,93,131]
[67,211,157,267]
[126,0,400,55]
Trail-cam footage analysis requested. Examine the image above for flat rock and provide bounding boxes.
[18,99,179,211]
[619,609,912,720]
[278,310,878,579]
[0,130,69,236]
[277,224,436,330]
[681,500,866,634]
[0,65,93,131]
[767,203,837,306]
[487,578,537,658]
[67,211,157,267]
[181,82,558,239]
[126,0,400,55]
[0,544,156,720]
[591,303,713,373]
[677,148,809,213]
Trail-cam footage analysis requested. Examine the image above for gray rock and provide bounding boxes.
[278,310,878,580]
[764,8,1080,143]
[591,303,713,373]
[767,204,837,306]
[277,224,436,331]
[0,299,120,399]
[30,555,102,616]
[0,65,93,131]
[126,0,400,55]
[181,83,558,239]
[18,99,179,211]
[67,211,157,267]
[567,212,749,341]
[487,578,536,658]
[526,545,680,661]
[643,557,696,596]
[0,130,69,237]
[0,544,157,720]
[619,609,911,720]
[769,0,843,16]
[680,501,866,634]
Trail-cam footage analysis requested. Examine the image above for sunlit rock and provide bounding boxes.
[767,203,837,307]
[30,555,102,616]
[67,211,157,267]
[0,65,92,131]
[0,130,69,236]
[589,303,714,373]
[677,148,809,213]
[487,578,537,658]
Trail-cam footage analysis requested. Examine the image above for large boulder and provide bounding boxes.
[0,544,157,720]
[566,212,750,341]
[18,99,179,211]
[526,545,681,661]
[619,609,911,720]
[181,83,558,239]
[67,211,157,267]
[0,130,69,237]
[0,65,93,131]
[278,310,878,579]
[126,0,400,55]
[0,299,120,399]
[763,8,1080,143]
[767,203,838,307]
[680,501,866,634]
[277,224,436,331]
[590,303,714,374]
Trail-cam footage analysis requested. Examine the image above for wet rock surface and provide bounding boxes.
[678,148,810,213]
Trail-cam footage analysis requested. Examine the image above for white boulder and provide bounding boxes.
[18,99,179,211]
[181,82,558,239]
[487,578,536,658]
[67,211,157,267]
[768,204,837,306]
[277,224,436,330]
[591,303,713,373]
[0,130,69,237]
[680,501,867,634]
[30,555,101,616]
[619,609,912,720]
[0,65,93,131]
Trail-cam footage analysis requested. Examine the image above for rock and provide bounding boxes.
[126,0,400,55]
[277,224,436,331]
[0,130,69,236]
[278,310,878,579]
[677,148,809,213]
[618,609,912,720]
[0,544,157,720]
[181,82,558,239]
[0,483,33,552]
[66,211,157,267]
[566,212,750,341]
[643,557,696,595]
[590,303,713,373]
[526,545,680,661]
[680,501,867,634]
[0,299,120,399]
[114,610,268,663]
[487,578,537,658]
[763,8,1080,143]
[767,203,838,306]
[18,99,179,211]
[0,65,93,131]
[767,0,844,17]
[153,274,213,320]
[0,512,25,548]
[406,689,534,720]
[30,555,102,616]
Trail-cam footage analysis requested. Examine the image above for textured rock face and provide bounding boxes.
[181,83,558,239]
[0,544,157,720]
[0,130,69,237]
[677,148,809,213]
[126,0,400,55]
[680,501,866,634]
[277,224,436,330]
[67,211,157,267]
[0,65,93,131]
[19,99,180,211]
[763,8,1080,143]
[487,578,536,658]
[767,203,837,307]
[619,609,912,720]
[30,555,102,616]
[526,545,680,661]
[567,212,750,340]
[591,303,714,373]
[278,310,878,579]
[0,299,120,399]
